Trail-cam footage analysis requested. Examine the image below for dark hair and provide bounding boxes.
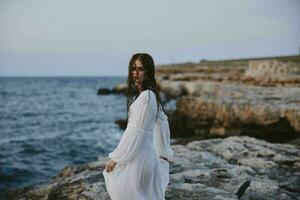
[126,53,164,123]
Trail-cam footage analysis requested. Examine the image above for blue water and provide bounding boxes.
[0,77,128,196]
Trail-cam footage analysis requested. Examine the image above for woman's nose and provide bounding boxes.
[133,70,140,75]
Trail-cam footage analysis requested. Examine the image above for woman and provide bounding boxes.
[102,53,174,200]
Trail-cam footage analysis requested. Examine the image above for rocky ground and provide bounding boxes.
[5,136,300,200]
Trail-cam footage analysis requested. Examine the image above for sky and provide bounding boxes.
[0,0,299,76]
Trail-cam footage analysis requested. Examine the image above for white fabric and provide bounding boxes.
[103,89,174,200]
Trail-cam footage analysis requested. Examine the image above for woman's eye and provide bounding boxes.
[132,67,144,71]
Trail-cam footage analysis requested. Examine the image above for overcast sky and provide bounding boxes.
[0,0,299,76]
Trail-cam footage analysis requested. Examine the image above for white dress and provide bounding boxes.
[103,89,174,200]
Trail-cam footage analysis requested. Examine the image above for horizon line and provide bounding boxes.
[0,75,127,78]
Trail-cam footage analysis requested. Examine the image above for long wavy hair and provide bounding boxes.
[126,53,164,123]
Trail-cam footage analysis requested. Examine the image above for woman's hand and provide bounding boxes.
[105,159,117,172]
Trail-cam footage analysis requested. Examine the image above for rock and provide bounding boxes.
[97,83,138,96]
[288,138,300,146]
[5,136,300,200]
[112,58,300,142]
[170,84,300,142]
[279,176,300,193]
[240,180,281,200]
[115,119,127,130]
[112,83,127,94]
[97,88,111,95]
[159,81,188,98]
[244,60,300,85]
[4,160,110,200]
[153,58,300,142]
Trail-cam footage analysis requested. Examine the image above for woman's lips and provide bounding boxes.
[134,78,141,86]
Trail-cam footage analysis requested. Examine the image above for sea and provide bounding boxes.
[0,76,128,197]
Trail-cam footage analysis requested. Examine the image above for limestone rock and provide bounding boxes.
[154,58,300,141]
[5,136,300,200]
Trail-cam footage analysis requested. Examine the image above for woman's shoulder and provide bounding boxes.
[141,89,156,96]
[140,89,156,103]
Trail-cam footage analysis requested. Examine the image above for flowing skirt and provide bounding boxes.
[103,134,169,200]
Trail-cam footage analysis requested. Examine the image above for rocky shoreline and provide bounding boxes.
[99,56,300,143]
[156,58,300,142]
[6,56,300,199]
[5,136,300,200]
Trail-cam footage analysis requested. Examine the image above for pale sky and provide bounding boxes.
[0,0,299,76]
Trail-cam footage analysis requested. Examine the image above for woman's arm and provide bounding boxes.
[154,109,174,163]
[108,90,156,165]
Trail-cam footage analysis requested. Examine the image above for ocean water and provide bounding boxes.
[0,76,128,196]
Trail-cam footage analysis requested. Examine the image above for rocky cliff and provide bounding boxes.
[156,57,300,142]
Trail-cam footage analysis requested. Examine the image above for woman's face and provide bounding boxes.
[132,59,145,89]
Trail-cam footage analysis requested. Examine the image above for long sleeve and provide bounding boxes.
[108,90,156,165]
[153,107,175,163]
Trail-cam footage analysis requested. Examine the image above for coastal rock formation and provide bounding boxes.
[156,58,300,142]
[111,83,127,94]
[245,60,300,85]
[97,88,111,95]
[97,83,139,96]
[5,136,300,200]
